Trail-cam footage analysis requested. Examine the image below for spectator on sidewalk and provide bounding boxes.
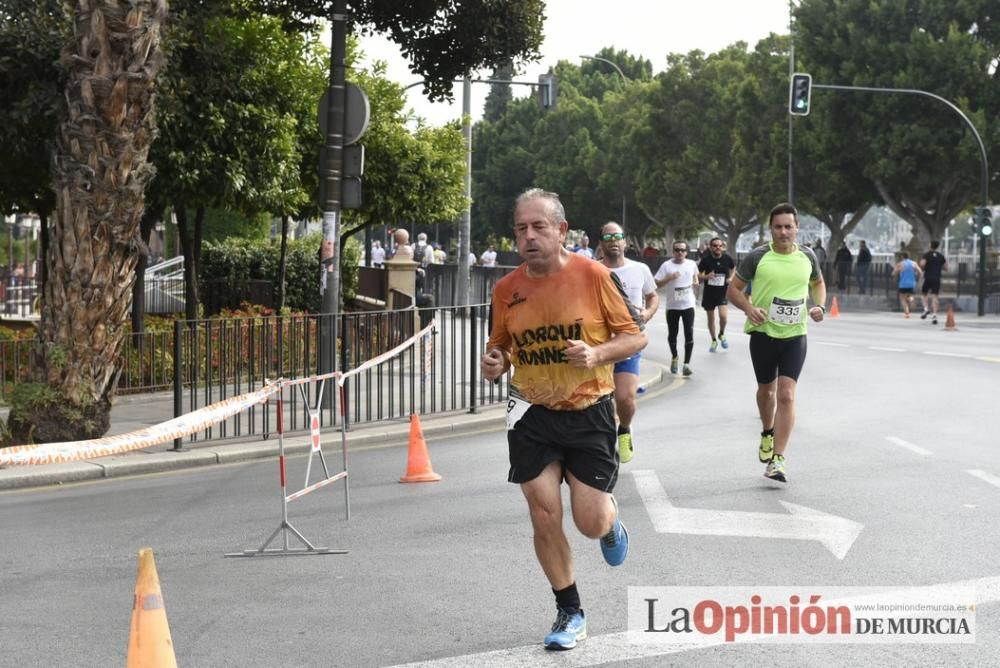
[812,239,828,276]
[575,234,595,259]
[834,241,853,290]
[480,244,497,267]
[371,240,386,268]
[855,240,872,293]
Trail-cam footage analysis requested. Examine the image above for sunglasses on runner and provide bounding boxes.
[673,247,687,253]
[601,232,625,241]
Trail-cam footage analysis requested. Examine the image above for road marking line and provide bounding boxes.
[869,346,906,352]
[387,575,1000,667]
[976,357,1000,364]
[816,341,849,347]
[883,436,933,456]
[923,351,970,358]
[966,469,1000,489]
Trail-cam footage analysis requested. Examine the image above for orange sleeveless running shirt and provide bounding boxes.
[487,253,643,410]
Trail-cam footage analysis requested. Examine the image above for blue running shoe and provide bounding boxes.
[600,496,629,566]
[719,334,729,349]
[544,608,587,650]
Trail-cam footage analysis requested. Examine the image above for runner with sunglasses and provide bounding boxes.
[654,241,700,377]
[598,222,659,463]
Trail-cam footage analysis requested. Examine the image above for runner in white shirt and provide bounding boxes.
[599,222,659,464]
[654,241,700,376]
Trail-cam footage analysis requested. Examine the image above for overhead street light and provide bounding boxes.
[580,55,629,232]
[580,55,627,83]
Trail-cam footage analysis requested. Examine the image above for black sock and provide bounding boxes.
[719,327,726,336]
[617,424,630,435]
[762,428,775,437]
[554,582,581,612]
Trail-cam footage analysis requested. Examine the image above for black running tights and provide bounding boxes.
[666,308,695,363]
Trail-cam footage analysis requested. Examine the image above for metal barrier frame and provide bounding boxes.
[224,319,438,558]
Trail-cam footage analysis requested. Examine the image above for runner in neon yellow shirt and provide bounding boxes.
[726,202,827,483]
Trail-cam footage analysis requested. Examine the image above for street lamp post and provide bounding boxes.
[580,55,628,231]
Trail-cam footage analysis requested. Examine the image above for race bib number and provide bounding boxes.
[768,297,804,325]
[506,394,532,430]
[708,274,726,287]
[674,286,692,300]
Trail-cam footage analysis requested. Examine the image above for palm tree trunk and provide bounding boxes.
[7,0,167,444]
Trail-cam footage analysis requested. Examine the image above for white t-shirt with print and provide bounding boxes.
[655,258,699,310]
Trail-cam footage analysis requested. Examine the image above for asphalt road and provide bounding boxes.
[1,308,998,667]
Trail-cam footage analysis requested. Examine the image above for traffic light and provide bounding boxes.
[978,206,993,237]
[789,73,812,116]
[538,73,557,110]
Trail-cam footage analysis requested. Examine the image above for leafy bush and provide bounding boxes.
[201,231,362,313]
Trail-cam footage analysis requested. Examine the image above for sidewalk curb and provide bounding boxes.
[0,364,669,491]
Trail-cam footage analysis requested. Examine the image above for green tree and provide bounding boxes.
[151,12,326,321]
[483,62,515,122]
[0,0,70,286]
[795,0,998,244]
[248,0,545,101]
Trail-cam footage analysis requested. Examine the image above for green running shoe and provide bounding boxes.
[758,433,774,463]
[709,340,718,353]
[764,454,786,482]
[719,334,729,349]
[618,432,634,464]
[670,357,679,374]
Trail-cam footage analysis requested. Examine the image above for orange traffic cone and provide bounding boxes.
[944,304,958,331]
[399,414,442,483]
[127,548,178,668]
[828,295,840,318]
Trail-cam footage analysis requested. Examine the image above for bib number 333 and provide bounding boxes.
[768,297,804,325]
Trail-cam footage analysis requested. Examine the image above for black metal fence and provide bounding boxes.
[170,304,509,445]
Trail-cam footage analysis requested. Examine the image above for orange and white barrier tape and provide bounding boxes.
[0,383,279,467]
[0,317,438,468]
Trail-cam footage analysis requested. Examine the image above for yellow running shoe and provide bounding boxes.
[758,433,774,463]
[618,432,633,464]
[764,454,786,482]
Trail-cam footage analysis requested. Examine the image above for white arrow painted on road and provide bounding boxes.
[631,469,864,560]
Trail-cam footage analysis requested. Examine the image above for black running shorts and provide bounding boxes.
[749,332,808,384]
[921,279,941,295]
[506,394,618,492]
[701,286,729,310]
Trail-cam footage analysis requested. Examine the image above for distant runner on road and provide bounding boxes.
[919,241,948,325]
[698,237,736,352]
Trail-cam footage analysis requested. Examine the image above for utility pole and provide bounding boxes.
[457,75,472,308]
[318,0,348,403]
[787,0,795,203]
